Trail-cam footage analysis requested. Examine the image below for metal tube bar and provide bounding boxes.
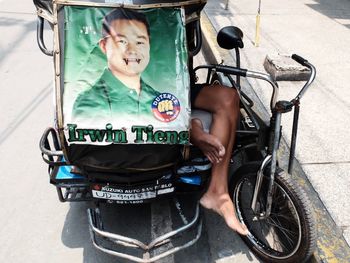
[189,19,202,57]
[89,229,149,263]
[57,183,89,188]
[246,70,279,110]
[88,202,200,251]
[195,65,283,112]
[55,0,207,8]
[148,203,199,248]
[56,187,65,202]
[235,130,259,135]
[40,127,64,156]
[88,209,149,250]
[36,17,53,56]
[205,68,211,84]
[265,112,282,218]
[288,102,300,174]
[251,155,272,213]
[235,47,240,86]
[148,220,202,263]
[89,219,202,263]
[295,63,316,101]
[114,240,140,248]
[52,1,70,160]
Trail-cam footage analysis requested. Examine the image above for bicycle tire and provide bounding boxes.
[229,162,317,263]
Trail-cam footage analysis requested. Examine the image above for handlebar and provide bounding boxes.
[194,54,316,111]
[194,64,278,111]
[291,54,308,67]
[291,54,316,102]
[215,65,248,77]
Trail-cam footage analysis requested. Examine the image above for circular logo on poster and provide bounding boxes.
[152,93,181,122]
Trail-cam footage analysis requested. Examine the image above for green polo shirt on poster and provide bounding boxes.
[72,68,160,121]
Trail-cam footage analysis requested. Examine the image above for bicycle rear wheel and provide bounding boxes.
[230,163,316,263]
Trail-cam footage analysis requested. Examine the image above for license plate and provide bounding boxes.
[91,183,174,203]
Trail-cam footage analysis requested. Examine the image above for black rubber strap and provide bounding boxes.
[215,65,247,77]
[291,54,308,67]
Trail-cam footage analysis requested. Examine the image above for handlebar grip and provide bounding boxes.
[215,65,248,77]
[291,54,308,67]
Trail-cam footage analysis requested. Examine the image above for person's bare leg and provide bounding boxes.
[190,118,225,164]
[192,85,248,235]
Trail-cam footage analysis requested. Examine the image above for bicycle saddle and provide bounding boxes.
[217,26,244,49]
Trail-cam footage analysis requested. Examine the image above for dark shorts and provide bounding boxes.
[190,83,205,108]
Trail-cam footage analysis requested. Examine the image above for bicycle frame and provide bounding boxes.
[194,55,316,220]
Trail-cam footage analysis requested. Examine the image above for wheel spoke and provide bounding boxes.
[265,217,297,236]
[266,216,297,250]
[269,212,296,222]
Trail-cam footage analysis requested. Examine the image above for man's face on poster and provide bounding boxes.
[100,19,150,77]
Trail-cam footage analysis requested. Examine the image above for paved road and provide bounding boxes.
[0,1,260,262]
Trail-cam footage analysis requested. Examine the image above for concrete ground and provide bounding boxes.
[203,0,350,261]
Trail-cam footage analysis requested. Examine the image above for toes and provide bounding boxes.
[212,147,224,163]
[238,225,249,236]
[200,193,248,235]
[208,149,220,164]
[195,133,226,163]
[228,218,249,236]
[236,223,248,235]
[218,145,226,157]
[206,152,215,164]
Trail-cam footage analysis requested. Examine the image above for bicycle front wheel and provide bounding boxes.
[230,163,317,263]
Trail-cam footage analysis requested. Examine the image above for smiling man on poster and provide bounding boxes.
[72,8,160,122]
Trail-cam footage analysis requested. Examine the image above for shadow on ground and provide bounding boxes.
[306,0,350,30]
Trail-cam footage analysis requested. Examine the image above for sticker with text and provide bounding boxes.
[152,93,180,122]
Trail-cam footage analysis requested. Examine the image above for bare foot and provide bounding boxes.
[191,120,225,163]
[200,192,249,235]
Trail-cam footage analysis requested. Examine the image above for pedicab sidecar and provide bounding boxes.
[34,0,317,262]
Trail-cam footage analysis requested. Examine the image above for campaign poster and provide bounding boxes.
[63,6,190,145]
